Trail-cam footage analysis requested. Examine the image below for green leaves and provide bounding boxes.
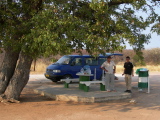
[1,0,159,59]
[151,16,160,35]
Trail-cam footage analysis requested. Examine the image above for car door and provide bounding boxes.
[98,57,106,80]
[85,57,99,80]
[70,57,84,78]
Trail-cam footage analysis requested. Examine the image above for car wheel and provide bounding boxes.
[50,79,58,82]
[62,75,73,83]
[63,75,72,79]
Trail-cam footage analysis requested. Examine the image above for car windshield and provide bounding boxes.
[56,56,71,64]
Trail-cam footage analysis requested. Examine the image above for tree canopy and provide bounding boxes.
[0,0,159,57]
[152,16,160,35]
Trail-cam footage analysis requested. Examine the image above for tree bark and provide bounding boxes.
[0,47,20,95]
[5,52,33,101]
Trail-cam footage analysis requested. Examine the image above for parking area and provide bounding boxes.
[0,72,159,120]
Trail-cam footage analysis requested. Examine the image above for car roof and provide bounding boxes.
[64,53,123,58]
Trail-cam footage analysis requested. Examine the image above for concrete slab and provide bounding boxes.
[34,83,131,103]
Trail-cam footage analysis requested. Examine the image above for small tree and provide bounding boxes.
[133,52,146,66]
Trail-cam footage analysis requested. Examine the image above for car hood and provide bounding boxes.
[47,63,62,70]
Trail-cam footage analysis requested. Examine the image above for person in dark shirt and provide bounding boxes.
[122,56,134,93]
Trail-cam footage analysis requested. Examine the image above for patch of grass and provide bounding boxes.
[116,65,160,74]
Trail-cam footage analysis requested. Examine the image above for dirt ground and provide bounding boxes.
[0,73,160,120]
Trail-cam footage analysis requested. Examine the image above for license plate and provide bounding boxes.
[46,74,49,77]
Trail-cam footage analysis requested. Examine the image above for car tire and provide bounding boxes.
[50,79,58,82]
[62,75,73,83]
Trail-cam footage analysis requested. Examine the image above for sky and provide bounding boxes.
[146,34,159,49]
[139,33,159,49]
[126,29,160,49]
[126,2,160,50]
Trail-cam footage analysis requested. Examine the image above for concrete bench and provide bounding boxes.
[80,81,105,92]
[61,79,79,88]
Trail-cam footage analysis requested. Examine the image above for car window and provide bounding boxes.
[85,58,98,65]
[99,58,106,65]
[57,56,71,64]
[71,58,82,66]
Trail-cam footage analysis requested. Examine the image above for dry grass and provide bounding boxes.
[30,60,52,74]
[116,65,160,73]
[136,65,160,72]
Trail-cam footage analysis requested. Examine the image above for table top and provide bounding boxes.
[76,73,93,76]
[80,81,104,83]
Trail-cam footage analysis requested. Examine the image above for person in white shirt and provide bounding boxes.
[101,56,116,92]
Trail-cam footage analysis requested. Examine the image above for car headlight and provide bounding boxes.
[53,70,61,73]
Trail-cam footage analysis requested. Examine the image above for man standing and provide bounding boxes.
[122,56,134,93]
[101,56,116,92]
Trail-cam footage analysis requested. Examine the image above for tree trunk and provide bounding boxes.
[0,47,20,95]
[5,52,33,101]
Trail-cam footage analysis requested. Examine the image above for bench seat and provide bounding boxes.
[61,79,79,88]
[80,81,106,92]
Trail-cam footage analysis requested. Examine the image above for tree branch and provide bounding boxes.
[108,0,136,6]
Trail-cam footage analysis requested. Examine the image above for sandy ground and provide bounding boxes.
[0,72,160,120]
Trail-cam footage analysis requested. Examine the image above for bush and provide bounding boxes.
[143,48,160,65]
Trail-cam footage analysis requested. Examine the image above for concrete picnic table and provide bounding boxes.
[76,73,93,90]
